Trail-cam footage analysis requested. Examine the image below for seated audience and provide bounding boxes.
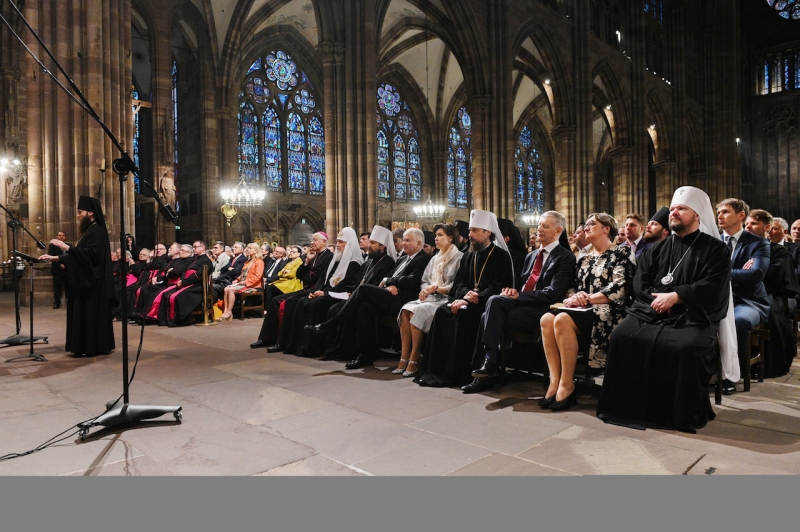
[597,186,732,433]
[539,212,635,411]
[158,241,213,327]
[620,213,651,260]
[306,228,431,369]
[717,198,770,395]
[214,242,245,296]
[498,218,528,289]
[285,228,364,356]
[394,223,463,377]
[463,211,576,394]
[748,210,800,377]
[263,247,288,284]
[218,243,265,321]
[415,210,514,387]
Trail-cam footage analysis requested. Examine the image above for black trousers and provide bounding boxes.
[471,295,548,366]
[257,289,306,344]
[52,272,67,304]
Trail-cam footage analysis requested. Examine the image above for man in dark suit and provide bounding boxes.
[263,246,288,284]
[620,213,651,261]
[717,198,771,395]
[788,219,800,308]
[306,228,432,369]
[48,230,69,308]
[463,211,577,393]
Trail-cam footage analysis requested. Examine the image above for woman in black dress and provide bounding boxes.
[539,213,636,411]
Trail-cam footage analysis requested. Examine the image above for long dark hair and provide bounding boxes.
[433,223,458,247]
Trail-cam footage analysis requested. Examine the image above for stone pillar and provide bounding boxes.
[626,0,652,216]
[24,0,132,252]
[551,125,583,229]
[653,160,676,208]
[573,0,596,221]
[610,146,634,217]
[468,95,492,211]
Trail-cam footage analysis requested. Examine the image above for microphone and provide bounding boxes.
[36,240,46,250]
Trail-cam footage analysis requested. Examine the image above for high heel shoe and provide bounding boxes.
[549,389,578,411]
[216,314,233,322]
[402,360,419,378]
[538,395,556,408]
[392,359,409,375]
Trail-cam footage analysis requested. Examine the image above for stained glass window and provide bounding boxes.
[757,48,800,95]
[237,50,324,194]
[514,126,545,213]
[375,83,422,201]
[766,0,800,20]
[447,107,472,208]
[644,1,664,24]
[132,87,142,218]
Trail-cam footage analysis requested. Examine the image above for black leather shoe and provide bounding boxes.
[250,340,269,349]
[538,395,556,408]
[472,359,502,378]
[266,344,284,353]
[549,390,578,411]
[461,377,492,394]
[345,355,373,369]
[53,302,61,309]
[305,320,338,335]
[721,379,737,395]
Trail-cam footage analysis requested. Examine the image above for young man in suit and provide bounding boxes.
[717,198,771,395]
[463,211,577,393]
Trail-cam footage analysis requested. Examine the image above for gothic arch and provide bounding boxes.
[239,26,324,92]
[647,90,672,163]
[592,60,631,148]
[511,21,574,127]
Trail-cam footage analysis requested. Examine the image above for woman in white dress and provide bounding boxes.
[394,224,463,377]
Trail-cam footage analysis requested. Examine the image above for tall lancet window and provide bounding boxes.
[514,126,545,213]
[375,83,421,201]
[237,51,325,194]
[447,107,472,208]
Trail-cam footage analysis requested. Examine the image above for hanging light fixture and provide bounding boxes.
[220,177,266,225]
[413,195,445,219]
[522,209,541,227]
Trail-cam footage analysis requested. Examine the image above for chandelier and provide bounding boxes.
[522,209,541,226]
[413,195,445,220]
[220,177,267,226]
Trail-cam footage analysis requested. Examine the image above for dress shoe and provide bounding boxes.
[472,359,502,378]
[266,344,284,353]
[721,379,737,395]
[305,320,338,335]
[250,340,269,349]
[537,395,556,408]
[549,389,578,411]
[53,302,61,309]
[345,355,373,370]
[461,377,492,394]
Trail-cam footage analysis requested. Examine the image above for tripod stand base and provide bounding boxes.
[0,334,48,347]
[77,398,182,440]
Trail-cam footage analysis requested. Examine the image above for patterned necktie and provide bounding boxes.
[522,250,545,292]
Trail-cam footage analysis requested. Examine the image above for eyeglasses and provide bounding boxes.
[584,221,598,227]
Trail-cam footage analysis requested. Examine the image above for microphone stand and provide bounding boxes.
[0,202,48,353]
[0,0,181,439]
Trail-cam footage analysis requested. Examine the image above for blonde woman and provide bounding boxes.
[394,224,463,377]
[218,243,264,321]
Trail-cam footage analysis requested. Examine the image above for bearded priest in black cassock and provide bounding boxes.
[597,186,733,433]
[40,195,115,356]
[415,209,514,387]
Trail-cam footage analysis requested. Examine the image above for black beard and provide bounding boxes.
[368,249,385,260]
[79,216,94,234]
[668,220,685,234]
[470,240,488,253]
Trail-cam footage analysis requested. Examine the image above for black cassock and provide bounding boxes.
[159,254,213,327]
[763,242,800,377]
[61,223,115,355]
[136,256,192,320]
[597,230,731,433]
[416,243,513,387]
[285,260,362,356]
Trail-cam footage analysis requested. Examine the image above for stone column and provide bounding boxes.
[609,146,634,216]
[551,125,583,230]
[653,160,676,208]
[625,0,651,216]
[25,0,132,252]
[468,95,492,211]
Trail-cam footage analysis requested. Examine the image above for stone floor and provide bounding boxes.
[2,292,799,476]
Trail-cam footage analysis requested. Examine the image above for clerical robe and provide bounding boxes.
[763,242,800,377]
[158,254,213,327]
[61,223,115,355]
[416,243,513,387]
[596,230,731,433]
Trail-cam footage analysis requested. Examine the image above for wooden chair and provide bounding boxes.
[742,323,769,392]
[237,288,265,319]
[712,339,723,405]
[499,328,541,376]
[190,266,215,323]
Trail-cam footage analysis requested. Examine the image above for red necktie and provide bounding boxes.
[522,250,544,292]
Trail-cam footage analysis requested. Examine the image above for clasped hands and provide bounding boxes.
[419,285,439,301]
[564,291,591,308]
[451,290,479,314]
[650,292,679,314]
